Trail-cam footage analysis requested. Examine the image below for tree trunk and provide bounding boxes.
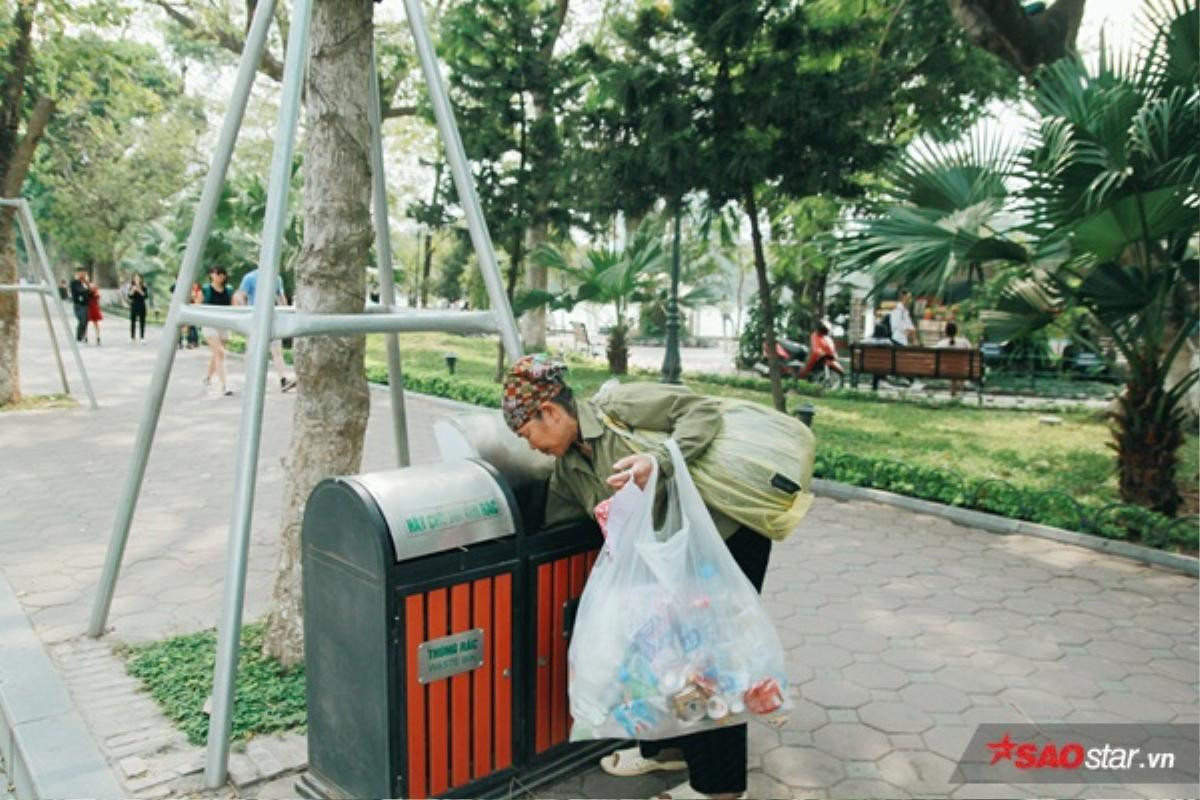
[420,231,436,308]
[0,0,42,408]
[410,230,423,306]
[0,212,19,406]
[946,0,1086,77]
[744,188,785,411]
[262,0,374,666]
[495,230,523,381]
[1112,359,1184,517]
[418,160,444,308]
[520,222,548,350]
[607,324,628,375]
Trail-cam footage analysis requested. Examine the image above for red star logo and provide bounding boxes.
[987,732,1016,765]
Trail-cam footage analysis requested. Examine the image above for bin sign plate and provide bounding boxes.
[417,628,485,684]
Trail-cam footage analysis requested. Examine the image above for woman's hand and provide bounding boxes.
[606,453,655,491]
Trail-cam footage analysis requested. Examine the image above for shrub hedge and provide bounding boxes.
[814,449,1197,553]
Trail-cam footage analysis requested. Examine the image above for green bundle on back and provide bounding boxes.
[599,398,815,541]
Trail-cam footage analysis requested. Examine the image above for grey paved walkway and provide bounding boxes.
[1,295,1197,799]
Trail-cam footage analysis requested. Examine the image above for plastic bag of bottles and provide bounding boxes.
[568,439,790,741]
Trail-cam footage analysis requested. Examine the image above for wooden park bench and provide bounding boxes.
[850,343,985,404]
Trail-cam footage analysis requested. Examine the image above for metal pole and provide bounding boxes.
[661,203,682,384]
[204,0,312,786]
[15,213,70,394]
[402,0,523,361]
[88,0,277,637]
[19,201,97,409]
[368,42,411,467]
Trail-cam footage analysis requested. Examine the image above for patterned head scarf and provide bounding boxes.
[503,354,568,431]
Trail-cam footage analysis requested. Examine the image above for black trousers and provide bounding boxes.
[130,307,146,339]
[73,305,88,341]
[640,526,772,795]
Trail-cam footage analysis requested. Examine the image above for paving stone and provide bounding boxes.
[998,687,1075,719]
[123,769,176,795]
[226,752,261,790]
[933,666,1006,695]
[900,683,971,713]
[835,778,911,798]
[859,702,934,734]
[787,643,853,669]
[881,648,945,673]
[888,733,925,750]
[748,719,782,755]
[780,730,813,747]
[1089,639,1156,664]
[1024,668,1104,699]
[1123,673,1198,703]
[829,630,889,654]
[921,726,975,761]
[761,746,844,789]
[246,738,287,781]
[876,750,956,795]
[745,770,790,800]
[1093,691,1179,722]
[799,678,870,709]
[118,755,148,779]
[1025,622,1093,646]
[843,662,910,691]
[776,698,829,733]
[811,723,891,761]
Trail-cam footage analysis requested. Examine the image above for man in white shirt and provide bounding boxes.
[888,290,918,346]
[234,269,297,392]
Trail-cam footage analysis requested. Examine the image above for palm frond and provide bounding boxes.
[980,277,1061,343]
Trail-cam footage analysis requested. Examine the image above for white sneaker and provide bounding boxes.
[599,746,686,777]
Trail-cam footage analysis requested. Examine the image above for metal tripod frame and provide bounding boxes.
[86,0,523,787]
[0,197,98,410]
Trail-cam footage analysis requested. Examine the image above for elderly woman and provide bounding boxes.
[503,354,771,800]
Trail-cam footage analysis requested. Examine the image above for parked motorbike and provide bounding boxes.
[757,335,845,389]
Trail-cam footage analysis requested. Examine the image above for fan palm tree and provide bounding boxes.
[533,219,666,374]
[841,130,1027,298]
[846,0,1199,516]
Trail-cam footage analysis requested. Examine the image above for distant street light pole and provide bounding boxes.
[661,203,682,384]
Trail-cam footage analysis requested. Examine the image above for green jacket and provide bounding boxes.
[543,382,741,537]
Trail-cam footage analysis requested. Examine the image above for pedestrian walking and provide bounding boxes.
[69,269,90,343]
[128,273,148,342]
[233,268,296,392]
[888,289,918,346]
[503,355,780,800]
[86,282,103,345]
[202,266,234,396]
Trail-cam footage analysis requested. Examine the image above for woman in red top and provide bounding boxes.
[798,319,842,378]
[86,283,103,345]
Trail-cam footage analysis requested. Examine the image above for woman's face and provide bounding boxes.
[516,402,577,457]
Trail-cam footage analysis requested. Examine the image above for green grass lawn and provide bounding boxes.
[366,332,1198,515]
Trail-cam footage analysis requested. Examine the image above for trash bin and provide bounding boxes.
[299,413,612,800]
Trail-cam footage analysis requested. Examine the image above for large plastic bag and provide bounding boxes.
[595,397,815,541]
[568,439,790,741]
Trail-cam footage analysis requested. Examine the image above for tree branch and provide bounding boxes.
[382,104,418,119]
[946,0,1087,76]
[3,96,54,197]
[147,0,285,82]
